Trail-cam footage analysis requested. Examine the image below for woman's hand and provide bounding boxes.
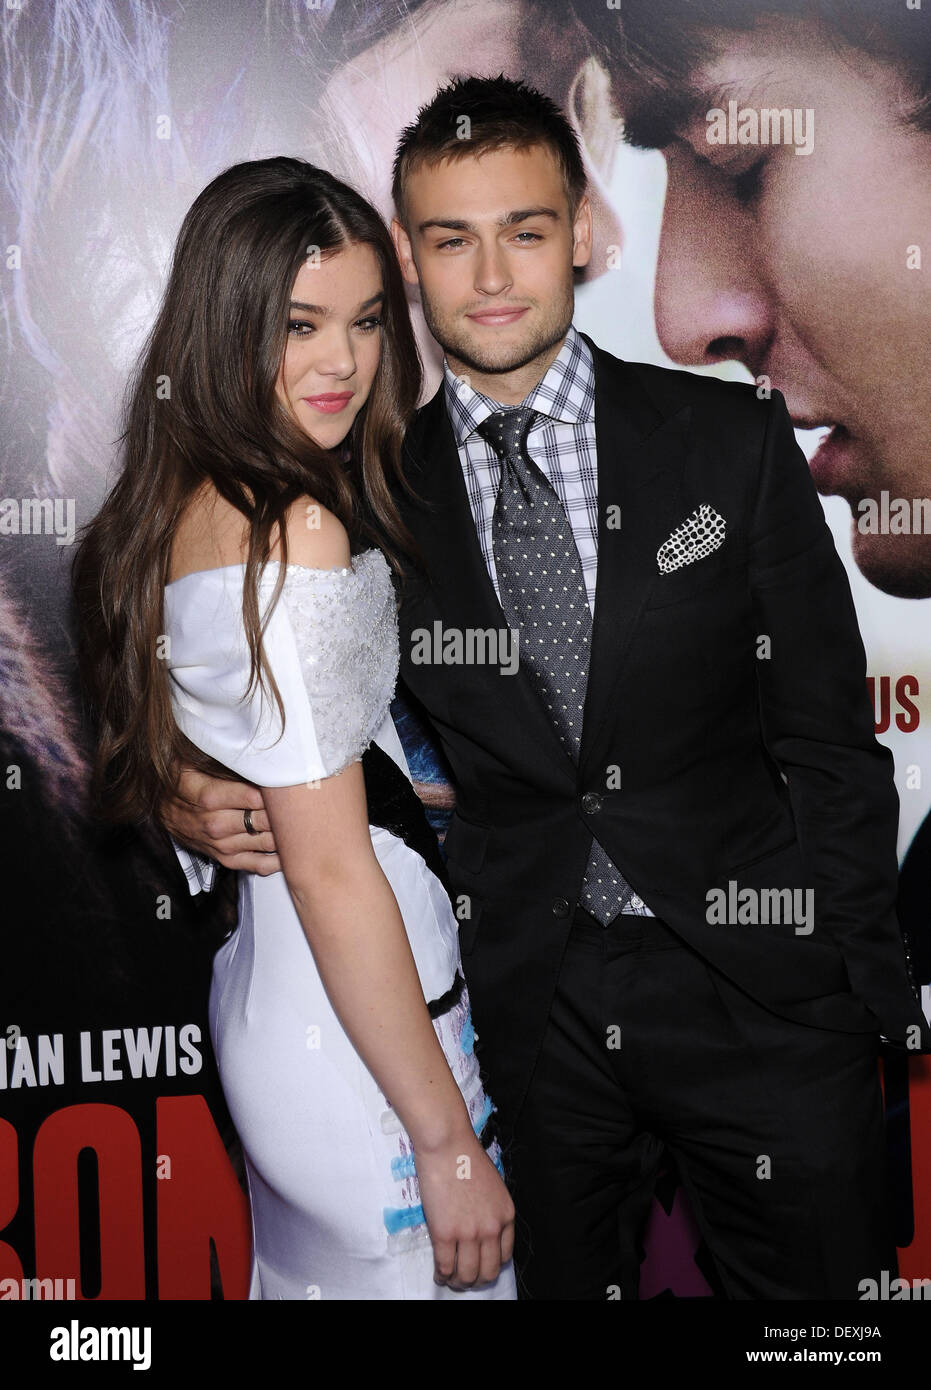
[415,1131,515,1291]
[159,766,281,874]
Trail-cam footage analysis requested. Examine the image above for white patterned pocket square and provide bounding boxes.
[656,504,726,574]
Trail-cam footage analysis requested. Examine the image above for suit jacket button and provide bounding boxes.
[552,898,571,918]
[581,792,602,814]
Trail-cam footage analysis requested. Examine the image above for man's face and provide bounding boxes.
[391,143,592,398]
[320,0,623,395]
[629,18,931,597]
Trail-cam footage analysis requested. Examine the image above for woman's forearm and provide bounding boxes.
[288,857,476,1156]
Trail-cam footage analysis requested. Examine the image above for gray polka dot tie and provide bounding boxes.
[476,406,635,924]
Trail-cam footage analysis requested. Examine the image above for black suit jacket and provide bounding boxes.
[395,332,928,1124]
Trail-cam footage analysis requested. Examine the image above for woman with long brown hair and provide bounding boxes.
[72,156,515,1300]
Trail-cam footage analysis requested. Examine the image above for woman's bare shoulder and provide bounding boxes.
[167,483,249,584]
[272,497,350,571]
[168,485,349,583]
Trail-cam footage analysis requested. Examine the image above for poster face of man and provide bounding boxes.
[598,9,931,598]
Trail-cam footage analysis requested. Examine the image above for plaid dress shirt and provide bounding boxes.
[442,323,599,613]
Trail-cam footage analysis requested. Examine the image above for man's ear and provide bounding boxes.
[390,216,421,287]
[571,193,594,270]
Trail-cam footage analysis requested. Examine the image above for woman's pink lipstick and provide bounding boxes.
[303,392,353,414]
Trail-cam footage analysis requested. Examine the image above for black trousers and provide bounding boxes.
[504,907,896,1299]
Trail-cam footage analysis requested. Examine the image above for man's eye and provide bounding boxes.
[437,237,466,250]
[513,231,542,243]
[732,156,766,205]
[685,136,768,207]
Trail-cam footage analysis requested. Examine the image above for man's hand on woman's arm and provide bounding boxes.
[160,766,281,874]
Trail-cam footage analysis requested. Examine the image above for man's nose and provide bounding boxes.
[654,146,773,374]
[474,241,513,297]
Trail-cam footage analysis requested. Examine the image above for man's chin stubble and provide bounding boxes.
[425,310,571,380]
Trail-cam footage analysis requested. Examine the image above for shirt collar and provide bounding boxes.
[442,322,594,449]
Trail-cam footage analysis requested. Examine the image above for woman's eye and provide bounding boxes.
[288,317,381,336]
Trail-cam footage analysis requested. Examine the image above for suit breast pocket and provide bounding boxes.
[646,556,737,610]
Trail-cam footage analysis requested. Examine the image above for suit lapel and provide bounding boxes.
[403,339,695,787]
[403,385,504,633]
[403,386,578,786]
[578,335,693,774]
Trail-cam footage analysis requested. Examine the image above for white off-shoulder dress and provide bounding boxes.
[163,548,515,1300]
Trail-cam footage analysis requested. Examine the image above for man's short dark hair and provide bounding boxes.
[391,73,587,227]
[575,0,931,150]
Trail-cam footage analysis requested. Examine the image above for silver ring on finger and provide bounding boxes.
[243,808,257,835]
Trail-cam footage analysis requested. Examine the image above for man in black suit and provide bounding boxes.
[164,76,927,1299]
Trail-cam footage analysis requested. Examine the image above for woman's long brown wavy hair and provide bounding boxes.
[72,156,423,826]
